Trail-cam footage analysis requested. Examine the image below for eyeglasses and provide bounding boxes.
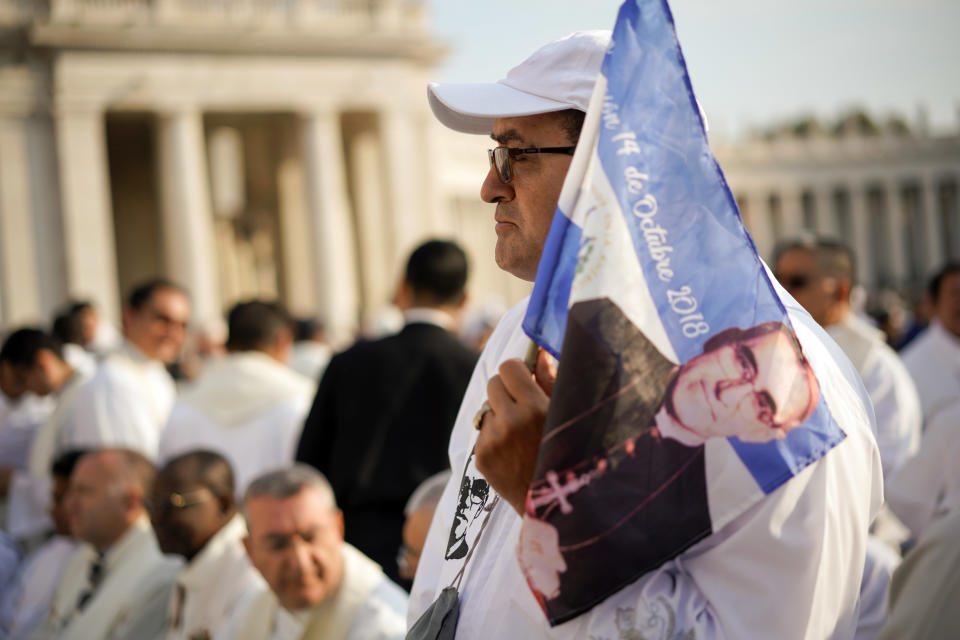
[487,146,576,184]
[150,488,213,515]
[776,274,812,291]
[397,542,420,578]
[718,342,778,429]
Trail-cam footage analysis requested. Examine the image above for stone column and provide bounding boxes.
[884,178,908,288]
[813,185,837,237]
[55,105,121,321]
[276,121,318,317]
[156,107,222,330]
[745,189,775,262]
[779,187,804,239]
[0,113,43,324]
[919,174,944,276]
[348,127,391,314]
[848,183,874,288]
[380,107,421,273]
[301,109,359,344]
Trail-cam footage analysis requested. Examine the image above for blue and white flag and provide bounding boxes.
[517,0,846,625]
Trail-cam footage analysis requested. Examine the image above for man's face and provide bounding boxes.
[0,362,26,400]
[123,288,191,364]
[774,248,836,327]
[80,307,98,346]
[669,328,813,442]
[244,489,345,611]
[150,471,226,561]
[64,454,131,550]
[481,113,575,281]
[935,272,960,338]
[399,506,434,581]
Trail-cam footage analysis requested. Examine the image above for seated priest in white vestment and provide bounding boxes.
[1,329,85,543]
[150,450,265,640]
[774,240,914,635]
[4,450,84,640]
[34,448,181,640]
[774,240,922,482]
[46,280,191,463]
[901,263,960,427]
[160,301,314,495]
[222,465,407,640]
[886,399,960,539]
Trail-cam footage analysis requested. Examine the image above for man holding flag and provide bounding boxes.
[409,4,882,638]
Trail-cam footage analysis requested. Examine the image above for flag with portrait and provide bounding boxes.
[519,0,847,626]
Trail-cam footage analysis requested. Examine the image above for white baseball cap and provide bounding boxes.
[428,30,611,135]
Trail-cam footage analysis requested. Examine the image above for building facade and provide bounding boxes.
[0,0,472,342]
[716,120,960,296]
[1,2,958,338]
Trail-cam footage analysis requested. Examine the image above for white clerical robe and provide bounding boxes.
[160,351,313,494]
[1,393,55,541]
[220,543,407,640]
[6,535,77,640]
[53,343,176,461]
[289,341,332,382]
[885,399,960,538]
[409,288,883,640]
[827,313,921,479]
[37,517,181,640]
[901,320,960,427]
[166,513,264,640]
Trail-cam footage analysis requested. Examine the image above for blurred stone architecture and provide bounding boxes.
[0,0,520,341]
[717,112,960,295]
[0,2,957,334]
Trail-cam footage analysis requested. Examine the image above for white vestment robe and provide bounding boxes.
[1,394,55,541]
[886,399,960,538]
[901,320,960,427]
[165,513,265,640]
[6,535,77,640]
[160,351,313,494]
[409,287,883,640]
[50,343,176,461]
[289,342,332,382]
[36,517,181,640]
[827,313,921,479]
[220,543,407,640]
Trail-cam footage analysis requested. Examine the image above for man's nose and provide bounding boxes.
[480,163,514,204]
[288,536,313,571]
[716,379,751,406]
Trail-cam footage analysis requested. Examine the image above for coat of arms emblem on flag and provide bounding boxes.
[518,0,846,625]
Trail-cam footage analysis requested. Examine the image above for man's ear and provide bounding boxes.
[454,292,468,311]
[35,349,55,372]
[121,306,135,334]
[334,508,345,540]
[126,485,145,514]
[835,279,853,303]
[394,281,413,311]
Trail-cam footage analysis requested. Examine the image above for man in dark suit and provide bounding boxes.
[520,297,819,622]
[296,239,478,585]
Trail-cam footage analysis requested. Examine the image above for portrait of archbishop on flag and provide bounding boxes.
[517,297,820,619]
[515,0,848,626]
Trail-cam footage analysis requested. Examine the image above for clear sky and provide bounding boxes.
[426,0,960,140]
